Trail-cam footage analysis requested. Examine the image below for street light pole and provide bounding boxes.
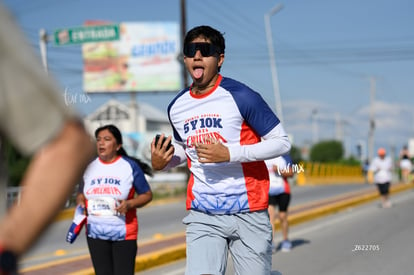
[39,28,49,74]
[368,76,376,162]
[264,3,284,123]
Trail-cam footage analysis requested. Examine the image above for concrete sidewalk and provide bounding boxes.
[20,183,413,275]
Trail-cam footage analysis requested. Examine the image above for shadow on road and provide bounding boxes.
[275,238,311,252]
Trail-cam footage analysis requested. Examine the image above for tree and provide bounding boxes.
[289,145,303,164]
[309,140,343,163]
[2,140,31,187]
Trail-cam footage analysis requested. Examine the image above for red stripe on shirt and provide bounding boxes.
[283,178,290,194]
[125,187,138,240]
[240,121,269,211]
[186,157,195,210]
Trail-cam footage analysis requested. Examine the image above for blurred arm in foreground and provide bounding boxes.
[0,3,95,272]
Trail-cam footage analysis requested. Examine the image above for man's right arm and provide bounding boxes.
[151,135,187,171]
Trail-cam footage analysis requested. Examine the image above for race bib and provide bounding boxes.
[87,197,119,216]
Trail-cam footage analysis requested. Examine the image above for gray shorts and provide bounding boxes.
[183,210,273,275]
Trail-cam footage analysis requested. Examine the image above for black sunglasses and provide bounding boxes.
[183,42,220,57]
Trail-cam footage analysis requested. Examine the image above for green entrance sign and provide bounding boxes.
[54,24,120,46]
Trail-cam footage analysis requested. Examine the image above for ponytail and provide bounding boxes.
[118,147,153,176]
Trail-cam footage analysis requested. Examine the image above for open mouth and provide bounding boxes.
[193,67,204,79]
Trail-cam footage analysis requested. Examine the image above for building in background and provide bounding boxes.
[84,99,171,162]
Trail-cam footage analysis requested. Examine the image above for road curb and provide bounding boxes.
[283,183,412,228]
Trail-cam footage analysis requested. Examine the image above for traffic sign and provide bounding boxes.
[54,24,120,46]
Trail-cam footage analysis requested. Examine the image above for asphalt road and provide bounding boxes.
[19,183,374,271]
[137,188,414,275]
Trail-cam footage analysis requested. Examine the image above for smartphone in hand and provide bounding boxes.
[155,134,172,151]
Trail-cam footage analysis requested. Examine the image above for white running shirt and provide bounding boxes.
[82,156,150,240]
[369,156,393,184]
[168,75,290,214]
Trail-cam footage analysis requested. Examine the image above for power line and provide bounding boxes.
[4,0,82,18]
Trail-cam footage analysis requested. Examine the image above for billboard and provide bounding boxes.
[82,22,181,92]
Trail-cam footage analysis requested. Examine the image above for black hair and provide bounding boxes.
[95,124,153,176]
[184,25,225,71]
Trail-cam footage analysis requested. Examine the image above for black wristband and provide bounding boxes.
[0,249,17,275]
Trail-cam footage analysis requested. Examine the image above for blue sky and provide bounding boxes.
[3,0,414,158]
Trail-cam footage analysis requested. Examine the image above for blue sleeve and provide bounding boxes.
[124,157,151,194]
[78,180,84,194]
[221,77,280,137]
[282,154,293,165]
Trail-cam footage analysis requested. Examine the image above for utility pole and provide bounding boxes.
[357,139,366,163]
[180,0,188,88]
[368,77,376,162]
[264,3,284,123]
[312,108,318,145]
[39,28,48,74]
[335,112,343,141]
